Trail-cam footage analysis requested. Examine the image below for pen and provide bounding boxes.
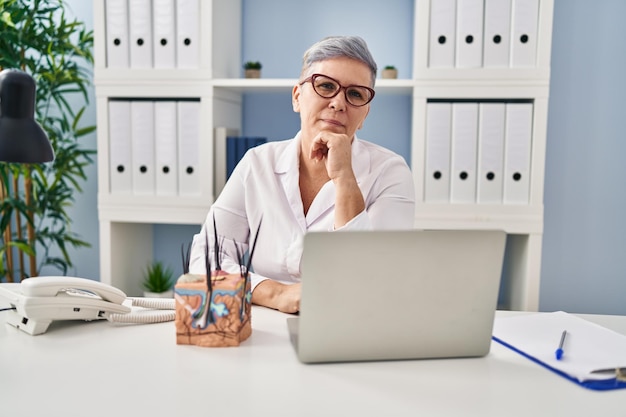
[555,330,567,360]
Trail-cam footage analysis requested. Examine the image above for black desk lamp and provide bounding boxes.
[0,69,54,163]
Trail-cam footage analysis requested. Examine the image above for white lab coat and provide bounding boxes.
[189,132,415,289]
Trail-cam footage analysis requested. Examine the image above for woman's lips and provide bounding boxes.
[321,118,344,127]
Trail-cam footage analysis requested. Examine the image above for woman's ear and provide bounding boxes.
[292,84,301,112]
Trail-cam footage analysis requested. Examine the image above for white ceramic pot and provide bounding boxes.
[244,69,261,78]
[381,68,398,79]
[143,290,174,298]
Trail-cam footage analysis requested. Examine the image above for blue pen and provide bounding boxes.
[555,330,567,360]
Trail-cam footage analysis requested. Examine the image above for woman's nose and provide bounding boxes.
[329,91,347,111]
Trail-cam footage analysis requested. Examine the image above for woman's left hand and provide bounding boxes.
[309,131,354,182]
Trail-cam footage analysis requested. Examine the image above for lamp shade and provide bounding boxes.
[0,69,54,163]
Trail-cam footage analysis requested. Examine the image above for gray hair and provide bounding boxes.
[300,36,378,87]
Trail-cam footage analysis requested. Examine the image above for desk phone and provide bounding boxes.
[0,276,174,335]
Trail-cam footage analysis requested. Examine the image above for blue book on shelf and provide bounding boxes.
[226,136,267,179]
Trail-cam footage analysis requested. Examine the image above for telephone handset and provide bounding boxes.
[21,276,127,304]
[0,276,175,335]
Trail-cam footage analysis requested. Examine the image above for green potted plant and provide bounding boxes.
[381,65,398,79]
[0,0,95,282]
[142,261,175,298]
[244,61,262,78]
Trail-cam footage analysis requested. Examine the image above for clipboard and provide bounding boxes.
[492,311,626,391]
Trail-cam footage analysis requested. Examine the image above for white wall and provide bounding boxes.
[540,0,626,315]
[60,0,626,315]
[39,0,100,279]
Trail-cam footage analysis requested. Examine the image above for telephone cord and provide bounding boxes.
[128,297,175,310]
[107,297,176,324]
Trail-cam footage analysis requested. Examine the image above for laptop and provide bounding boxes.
[287,229,506,364]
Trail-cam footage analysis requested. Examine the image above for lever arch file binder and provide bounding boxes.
[455,0,484,68]
[510,0,540,67]
[154,101,178,196]
[450,103,478,203]
[483,0,512,67]
[477,103,505,203]
[153,0,176,68]
[129,0,153,68]
[130,101,156,195]
[177,101,201,196]
[493,311,626,391]
[429,0,457,67]
[105,0,130,68]
[108,100,132,194]
[503,103,533,204]
[176,0,200,68]
[425,102,452,202]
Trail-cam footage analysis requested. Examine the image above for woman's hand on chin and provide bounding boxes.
[309,131,353,181]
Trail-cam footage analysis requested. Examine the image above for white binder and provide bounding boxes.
[128,0,153,68]
[477,103,506,204]
[510,0,539,67]
[176,0,200,68]
[108,100,132,194]
[483,0,512,67]
[503,103,533,204]
[450,103,478,203]
[429,0,456,67]
[425,102,452,203]
[214,127,239,200]
[455,0,484,68]
[154,101,178,196]
[177,101,201,196]
[153,0,176,68]
[105,0,129,68]
[130,101,156,195]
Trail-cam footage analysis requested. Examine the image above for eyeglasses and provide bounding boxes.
[300,74,375,107]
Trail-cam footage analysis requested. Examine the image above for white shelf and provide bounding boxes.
[94,68,211,82]
[414,204,543,234]
[94,0,553,309]
[98,199,209,224]
[413,82,550,99]
[414,67,550,81]
[212,78,415,95]
[95,83,212,98]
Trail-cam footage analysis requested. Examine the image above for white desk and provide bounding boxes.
[1,307,624,417]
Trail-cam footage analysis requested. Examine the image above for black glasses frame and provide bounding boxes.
[300,73,375,107]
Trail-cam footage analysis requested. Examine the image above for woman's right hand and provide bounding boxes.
[251,280,301,314]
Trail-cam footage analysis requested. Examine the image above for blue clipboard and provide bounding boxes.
[493,336,626,391]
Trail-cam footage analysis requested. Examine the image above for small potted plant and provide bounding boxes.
[142,261,175,298]
[244,61,262,78]
[381,65,398,79]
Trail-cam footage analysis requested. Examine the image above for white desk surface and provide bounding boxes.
[1,306,625,417]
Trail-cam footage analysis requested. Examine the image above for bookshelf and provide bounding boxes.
[93,0,553,310]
